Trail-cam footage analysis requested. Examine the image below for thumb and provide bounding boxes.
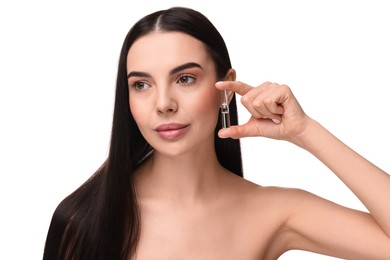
[218,122,257,139]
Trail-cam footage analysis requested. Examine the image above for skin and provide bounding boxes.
[127,31,390,259]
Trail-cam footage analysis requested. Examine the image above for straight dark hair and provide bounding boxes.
[43,7,242,260]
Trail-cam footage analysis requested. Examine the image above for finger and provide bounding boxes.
[215,81,253,96]
[251,95,284,120]
[239,82,270,118]
[260,86,285,115]
[267,103,283,124]
[240,82,280,119]
[218,122,258,139]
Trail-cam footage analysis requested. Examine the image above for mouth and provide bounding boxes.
[155,123,190,139]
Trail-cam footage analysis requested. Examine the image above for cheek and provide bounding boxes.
[190,89,220,123]
[129,97,147,127]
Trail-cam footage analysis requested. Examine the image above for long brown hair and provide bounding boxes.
[43,7,242,259]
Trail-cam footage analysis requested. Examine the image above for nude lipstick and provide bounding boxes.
[155,123,189,139]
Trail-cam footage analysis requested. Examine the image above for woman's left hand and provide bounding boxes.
[216,81,310,141]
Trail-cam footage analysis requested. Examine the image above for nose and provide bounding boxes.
[155,87,178,115]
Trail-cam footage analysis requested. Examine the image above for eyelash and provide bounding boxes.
[129,74,197,92]
[176,74,197,86]
[130,81,151,92]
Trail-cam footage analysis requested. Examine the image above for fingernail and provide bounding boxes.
[215,81,224,86]
[272,118,281,124]
[218,129,228,138]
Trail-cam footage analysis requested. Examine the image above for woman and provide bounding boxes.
[43,6,390,259]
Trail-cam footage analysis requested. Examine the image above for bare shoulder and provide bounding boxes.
[226,173,309,208]
[221,172,308,223]
[243,184,326,224]
[223,176,319,257]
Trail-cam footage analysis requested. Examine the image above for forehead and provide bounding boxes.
[126,31,213,71]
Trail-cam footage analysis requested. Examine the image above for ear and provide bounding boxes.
[222,69,236,103]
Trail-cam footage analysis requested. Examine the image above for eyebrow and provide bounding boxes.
[127,62,203,79]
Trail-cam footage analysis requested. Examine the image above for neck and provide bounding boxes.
[135,146,226,203]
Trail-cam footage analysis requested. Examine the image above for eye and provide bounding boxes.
[177,74,196,86]
[130,81,151,92]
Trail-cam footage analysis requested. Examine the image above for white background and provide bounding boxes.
[1,0,389,259]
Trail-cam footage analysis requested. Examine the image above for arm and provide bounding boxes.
[294,118,390,237]
[216,81,390,258]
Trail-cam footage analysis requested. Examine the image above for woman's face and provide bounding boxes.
[127,32,221,157]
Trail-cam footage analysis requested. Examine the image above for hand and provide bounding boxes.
[216,81,310,141]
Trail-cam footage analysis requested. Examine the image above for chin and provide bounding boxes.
[152,143,193,158]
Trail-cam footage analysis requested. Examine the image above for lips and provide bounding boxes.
[155,123,189,139]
